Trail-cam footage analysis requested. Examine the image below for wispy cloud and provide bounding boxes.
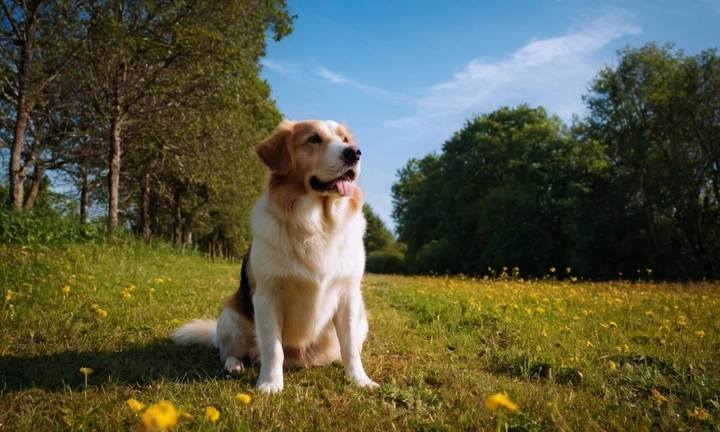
[385,8,641,133]
[316,67,408,103]
[260,59,299,75]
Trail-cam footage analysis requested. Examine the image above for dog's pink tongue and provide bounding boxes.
[333,179,355,197]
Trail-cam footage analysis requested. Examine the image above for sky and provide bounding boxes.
[260,0,720,231]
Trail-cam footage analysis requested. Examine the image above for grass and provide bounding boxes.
[1,243,719,431]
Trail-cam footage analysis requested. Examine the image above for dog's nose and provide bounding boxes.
[342,146,361,164]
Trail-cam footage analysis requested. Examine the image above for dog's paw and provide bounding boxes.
[351,376,380,390]
[256,380,283,394]
[224,356,245,374]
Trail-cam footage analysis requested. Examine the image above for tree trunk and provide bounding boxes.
[7,2,42,209]
[22,161,45,211]
[173,187,182,246]
[107,114,122,232]
[141,171,150,243]
[80,164,89,224]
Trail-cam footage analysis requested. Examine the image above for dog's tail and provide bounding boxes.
[171,319,217,347]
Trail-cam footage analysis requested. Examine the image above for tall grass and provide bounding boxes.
[1,243,718,430]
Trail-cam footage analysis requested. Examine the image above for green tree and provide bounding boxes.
[583,43,720,278]
[393,105,604,277]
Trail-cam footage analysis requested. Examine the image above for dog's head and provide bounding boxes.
[257,119,362,198]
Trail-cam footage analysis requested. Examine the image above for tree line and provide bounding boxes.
[390,43,720,280]
[1,0,293,257]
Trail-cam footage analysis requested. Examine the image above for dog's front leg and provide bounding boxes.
[334,291,379,389]
[253,290,284,393]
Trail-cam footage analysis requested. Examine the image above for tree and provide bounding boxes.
[1,0,93,209]
[583,43,720,278]
[392,105,604,277]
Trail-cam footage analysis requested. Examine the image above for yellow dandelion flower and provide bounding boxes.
[8,304,13,311]
[694,330,705,338]
[484,393,519,412]
[646,269,652,275]
[691,407,709,421]
[6,290,12,301]
[550,267,555,273]
[141,400,180,430]
[62,285,71,294]
[235,393,252,404]
[524,308,532,316]
[149,288,155,294]
[127,398,146,412]
[127,285,136,292]
[651,389,669,403]
[204,406,220,422]
[122,290,132,299]
[623,344,629,353]
[80,367,94,375]
[608,361,616,370]
[609,321,618,328]
[95,308,108,318]
[535,306,545,314]
[566,267,571,273]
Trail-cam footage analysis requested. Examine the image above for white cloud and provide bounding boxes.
[316,67,408,103]
[260,59,299,75]
[385,8,641,132]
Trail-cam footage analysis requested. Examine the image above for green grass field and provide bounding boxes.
[1,242,718,431]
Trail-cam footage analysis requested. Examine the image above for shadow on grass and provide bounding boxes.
[1,339,257,393]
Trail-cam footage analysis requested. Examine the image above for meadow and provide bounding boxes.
[1,242,718,431]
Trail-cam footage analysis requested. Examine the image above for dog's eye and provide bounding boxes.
[307,134,322,144]
[343,136,349,143]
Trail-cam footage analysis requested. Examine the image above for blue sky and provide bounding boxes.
[260,0,720,231]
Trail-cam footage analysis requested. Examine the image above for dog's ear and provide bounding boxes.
[257,120,295,175]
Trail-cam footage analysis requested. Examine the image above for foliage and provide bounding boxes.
[1,243,718,430]
[392,43,720,280]
[1,0,294,258]
[583,43,720,279]
[393,105,603,277]
[363,203,406,274]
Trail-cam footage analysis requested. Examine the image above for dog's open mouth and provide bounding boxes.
[310,169,356,197]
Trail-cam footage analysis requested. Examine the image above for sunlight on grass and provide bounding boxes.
[1,243,718,430]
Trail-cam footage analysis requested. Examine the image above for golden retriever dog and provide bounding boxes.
[172,119,378,393]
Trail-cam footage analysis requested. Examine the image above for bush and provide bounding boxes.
[366,248,405,274]
[0,207,101,247]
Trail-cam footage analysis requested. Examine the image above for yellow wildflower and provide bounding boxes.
[149,288,155,294]
[127,285,136,292]
[550,267,555,273]
[651,389,669,403]
[608,361,616,370]
[95,308,108,318]
[79,367,94,376]
[484,393,519,412]
[127,398,146,412]
[694,330,705,338]
[691,407,709,421]
[122,290,132,299]
[87,275,95,281]
[235,393,252,404]
[623,344,629,353]
[204,406,220,422]
[141,400,180,430]
[62,285,71,294]
[566,267,571,274]
[6,290,12,301]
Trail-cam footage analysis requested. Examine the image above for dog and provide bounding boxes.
[172,119,378,393]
